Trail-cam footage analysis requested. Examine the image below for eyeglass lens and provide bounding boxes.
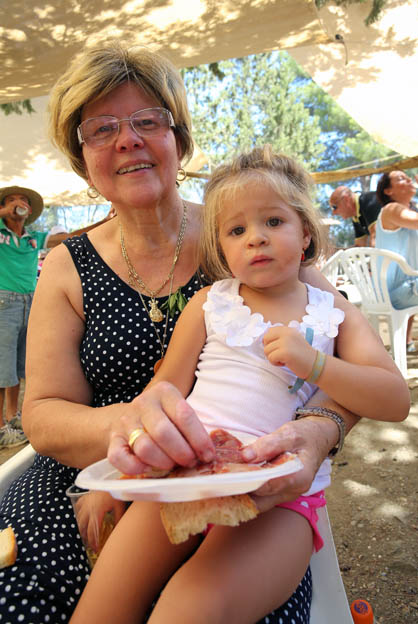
[79,108,173,146]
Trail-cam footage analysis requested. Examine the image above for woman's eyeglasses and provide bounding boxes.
[77,107,175,148]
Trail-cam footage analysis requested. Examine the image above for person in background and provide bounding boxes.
[329,185,382,247]
[0,186,111,448]
[376,170,418,352]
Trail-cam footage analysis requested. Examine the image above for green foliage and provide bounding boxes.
[315,0,387,25]
[183,50,397,180]
[161,288,189,317]
[182,49,400,248]
[183,52,324,171]
[0,99,35,115]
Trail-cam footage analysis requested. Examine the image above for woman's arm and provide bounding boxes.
[23,248,213,471]
[22,245,126,467]
[244,390,356,509]
[380,203,418,230]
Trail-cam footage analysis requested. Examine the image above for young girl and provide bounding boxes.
[70,146,408,624]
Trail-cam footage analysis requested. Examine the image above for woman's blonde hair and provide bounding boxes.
[200,145,328,283]
[48,41,193,180]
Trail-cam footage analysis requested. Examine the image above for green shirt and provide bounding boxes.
[0,219,48,293]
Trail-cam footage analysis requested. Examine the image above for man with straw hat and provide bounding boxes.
[0,186,110,448]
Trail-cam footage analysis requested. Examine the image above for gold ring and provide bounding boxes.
[128,426,145,451]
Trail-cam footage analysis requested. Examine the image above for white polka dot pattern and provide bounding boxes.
[70,235,204,405]
[0,234,206,623]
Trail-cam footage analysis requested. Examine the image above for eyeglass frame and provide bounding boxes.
[77,107,175,147]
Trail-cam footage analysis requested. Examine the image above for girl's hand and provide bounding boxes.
[107,382,215,476]
[263,326,316,379]
[74,491,126,552]
[242,418,332,513]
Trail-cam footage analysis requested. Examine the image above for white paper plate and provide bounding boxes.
[75,454,304,502]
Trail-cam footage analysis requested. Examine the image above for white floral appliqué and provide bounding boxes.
[203,288,267,347]
[302,300,344,338]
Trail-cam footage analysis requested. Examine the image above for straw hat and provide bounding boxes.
[0,186,44,225]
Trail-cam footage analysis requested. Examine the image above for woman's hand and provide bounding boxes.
[242,417,335,513]
[107,382,215,475]
[74,491,126,552]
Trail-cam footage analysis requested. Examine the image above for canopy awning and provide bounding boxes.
[0,0,329,103]
[291,0,418,157]
[1,0,417,205]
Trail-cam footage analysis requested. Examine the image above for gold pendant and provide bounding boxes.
[153,357,163,373]
[149,300,164,322]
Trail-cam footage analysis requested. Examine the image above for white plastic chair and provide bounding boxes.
[339,247,418,377]
[0,443,35,500]
[310,506,353,623]
[0,447,352,623]
[321,250,345,288]
[321,250,362,307]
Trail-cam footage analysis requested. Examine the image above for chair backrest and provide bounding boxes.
[320,250,344,288]
[338,247,417,315]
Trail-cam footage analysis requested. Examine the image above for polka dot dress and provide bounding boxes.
[0,234,312,623]
[256,568,312,624]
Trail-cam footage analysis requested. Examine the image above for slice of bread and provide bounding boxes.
[0,526,17,569]
[160,494,259,544]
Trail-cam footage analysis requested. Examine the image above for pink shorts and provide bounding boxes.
[204,490,326,552]
[278,490,326,552]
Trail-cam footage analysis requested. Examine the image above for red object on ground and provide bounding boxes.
[350,599,374,623]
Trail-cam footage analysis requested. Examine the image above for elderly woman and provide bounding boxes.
[0,42,407,623]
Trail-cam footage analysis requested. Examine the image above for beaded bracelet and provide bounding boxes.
[294,407,346,457]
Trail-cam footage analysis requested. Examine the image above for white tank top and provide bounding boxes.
[187,278,345,495]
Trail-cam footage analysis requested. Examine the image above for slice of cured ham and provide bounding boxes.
[122,429,296,479]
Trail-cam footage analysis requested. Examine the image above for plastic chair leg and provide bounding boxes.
[392,316,409,377]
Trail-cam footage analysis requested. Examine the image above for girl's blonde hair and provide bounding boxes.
[200,145,328,283]
[48,41,193,181]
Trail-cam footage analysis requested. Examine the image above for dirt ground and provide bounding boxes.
[326,350,418,624]
[1,337,417,624]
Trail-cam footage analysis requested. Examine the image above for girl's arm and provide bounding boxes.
[264,275,410,421]
[314,299,410,421]
[145,287,209,396]
[301,264,409,420]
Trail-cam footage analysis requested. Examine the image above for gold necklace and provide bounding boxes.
[136,273,174,372]
[120,202,188,322]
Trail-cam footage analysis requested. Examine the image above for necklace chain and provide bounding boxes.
[136,273,174,362]
[120,202,188,323]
